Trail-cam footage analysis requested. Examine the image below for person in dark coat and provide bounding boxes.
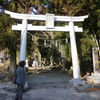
[15,61,25,100]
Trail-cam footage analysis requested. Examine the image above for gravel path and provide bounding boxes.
[0,68,100,100]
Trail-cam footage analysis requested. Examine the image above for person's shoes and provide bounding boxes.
[15,98,18,100]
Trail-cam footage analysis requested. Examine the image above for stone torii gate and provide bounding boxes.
[5,10,88,85]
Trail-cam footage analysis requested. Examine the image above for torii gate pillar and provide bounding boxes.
[19,19,27,61]
[69,21,80,79]
[68,21,86,86]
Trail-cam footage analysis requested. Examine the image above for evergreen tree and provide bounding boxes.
[78,0,100,52]
[0,0,99,75]
[0,13,19,75]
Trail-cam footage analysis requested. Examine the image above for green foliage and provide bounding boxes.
[39,45,51,61]
[81,0,100,48]
[0,0,99,74]
[48,0,80,16]
[52,46,61,64]
[0,12,19,74]
[80,34,96,61]
[53,32,71,63]
[0,14,18,52]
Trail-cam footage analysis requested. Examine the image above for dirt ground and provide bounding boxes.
[0,66,100,100]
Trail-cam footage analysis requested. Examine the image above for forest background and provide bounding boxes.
[0,0,100,78]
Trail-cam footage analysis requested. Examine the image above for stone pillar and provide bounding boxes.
[25,58,29,67]
[87,47,100,84]
[61,58,66,71]
[19,19,27,61]
[50,56,53,66]
[69,21,80,79]
[59,43,61,52]
[38,54,41,67]
[92,47,99,73]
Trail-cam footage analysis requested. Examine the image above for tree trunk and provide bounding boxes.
[9,49,16,75]
[94,34,100,56]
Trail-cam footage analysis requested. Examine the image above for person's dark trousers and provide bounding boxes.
[15,84,24,100]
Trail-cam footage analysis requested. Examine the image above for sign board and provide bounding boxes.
[46,13,54,29]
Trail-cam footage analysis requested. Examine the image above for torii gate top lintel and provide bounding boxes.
[5,10,88,22]
[4,10,88,32]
